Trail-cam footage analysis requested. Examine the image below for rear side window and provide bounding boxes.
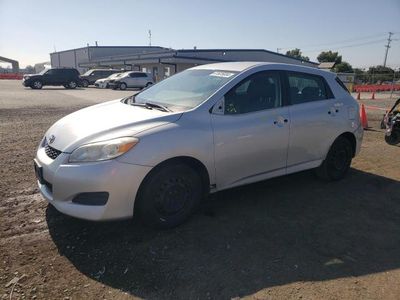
[287,72,332,105]
[335,77,350,94]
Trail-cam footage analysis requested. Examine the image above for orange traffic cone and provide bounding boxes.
[360,104,368,129]
[371,92,375,100]
[357,92,361,100]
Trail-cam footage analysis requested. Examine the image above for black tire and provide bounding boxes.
[316,136,353,181]
[385,130,400,145]
[67,81,77,89]
[82,80,89,88]
[31,80,42,89]
[145,82,153,87]
[119,82,127,90]
[136,163,203,228]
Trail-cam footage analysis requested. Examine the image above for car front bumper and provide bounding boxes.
[35,146,152,221]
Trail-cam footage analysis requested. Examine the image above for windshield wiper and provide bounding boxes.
[129,101,171,112]
[124,94,171,112]
[143,102,171,112]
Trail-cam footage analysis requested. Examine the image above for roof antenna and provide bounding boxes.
[148,30,152,46]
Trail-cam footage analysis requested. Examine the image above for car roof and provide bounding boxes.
[191,61,335,78]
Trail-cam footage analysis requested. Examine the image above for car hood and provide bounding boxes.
[45,99,182,152]
[24,74,40,78]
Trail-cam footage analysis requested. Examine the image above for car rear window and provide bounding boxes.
[335,77,350,94]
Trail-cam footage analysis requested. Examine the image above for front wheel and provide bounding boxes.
[31,80,42,89]
[82,80,89,87]
[316,136,353,181]
[119,82,127,90]
[136,163,203,228]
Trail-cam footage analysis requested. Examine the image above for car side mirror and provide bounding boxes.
[211,97,225,115]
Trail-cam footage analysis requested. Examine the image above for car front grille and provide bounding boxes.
[109,80,115,83]
[45,145,62,160]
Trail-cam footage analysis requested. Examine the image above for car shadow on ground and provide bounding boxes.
[46,168,400,299]
[24,88,85,91]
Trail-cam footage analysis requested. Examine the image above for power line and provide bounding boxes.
[280,32,386,50]
[303,38,387,53]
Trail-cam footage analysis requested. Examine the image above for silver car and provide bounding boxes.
[34,62,363,227]
[109,71,154,90]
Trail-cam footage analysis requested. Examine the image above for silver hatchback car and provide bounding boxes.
[34,62,363,227]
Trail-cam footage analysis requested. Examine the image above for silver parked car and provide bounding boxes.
[34,62,363,227]
[109,71,154,90]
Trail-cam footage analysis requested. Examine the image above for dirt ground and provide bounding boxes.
[0,80,399,300]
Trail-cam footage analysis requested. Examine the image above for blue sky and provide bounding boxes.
[0,0,399,68]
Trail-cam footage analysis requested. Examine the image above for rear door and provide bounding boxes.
[285,71,340,169]
[211,71,290,188]
[42,69,58,85]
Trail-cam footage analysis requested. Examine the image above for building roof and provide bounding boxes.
[318,62,336,69]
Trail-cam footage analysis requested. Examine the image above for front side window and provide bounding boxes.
[135,69,238,110]
[287,72,331,104]
[224,71,282,115]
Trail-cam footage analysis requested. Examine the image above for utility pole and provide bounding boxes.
[148,30,152,46]
[276,48,282,54]
[383,32,393,67]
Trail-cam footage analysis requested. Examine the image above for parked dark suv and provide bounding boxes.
[22,68,82,89]
[80,69,121,87]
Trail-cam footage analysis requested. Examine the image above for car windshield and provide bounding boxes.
[108,73,121,79]
[135,69,238,109]
[82,70,93,76]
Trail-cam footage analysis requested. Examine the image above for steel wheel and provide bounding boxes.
[316,136,353,181]
[137,163,203,228]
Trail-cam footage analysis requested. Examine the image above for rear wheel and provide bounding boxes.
[385,130,400,145]
[136,163,203,228]
[31,80,42,89]
[145,82,153,87]
[67,81,77,89]
[316,136,353,181]
[119,82,127,90]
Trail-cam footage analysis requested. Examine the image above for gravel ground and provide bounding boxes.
[0,80,399,300]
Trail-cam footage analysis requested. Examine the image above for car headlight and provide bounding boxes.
[69,137,138,163]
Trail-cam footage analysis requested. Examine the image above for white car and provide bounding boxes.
[109,71,154,90]
[34,62,363,228]
[94,72,124,88]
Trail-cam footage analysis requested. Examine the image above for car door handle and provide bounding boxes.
[273,118,288,125]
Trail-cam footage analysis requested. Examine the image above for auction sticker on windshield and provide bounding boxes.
[209,71,235,78]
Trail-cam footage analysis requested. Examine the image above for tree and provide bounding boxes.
[334,61,353,73]
[25,65,35,74]
[285,48,310,61]
[367,65,394,83]
[317,51,342,64]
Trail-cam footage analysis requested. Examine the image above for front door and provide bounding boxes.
[211,71,290,189]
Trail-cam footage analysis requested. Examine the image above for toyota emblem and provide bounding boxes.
[49,135,56,144]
